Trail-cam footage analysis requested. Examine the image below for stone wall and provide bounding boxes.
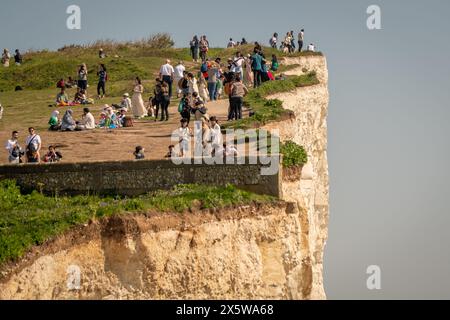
[0,158,281,197]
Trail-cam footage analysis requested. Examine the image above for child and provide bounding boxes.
[178,119,191,157]
[44,146,63,163]
[271,54,279,72]
[165,145,175,158]
[133,146,145,160]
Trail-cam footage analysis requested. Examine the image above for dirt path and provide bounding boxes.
[0,98,238,164]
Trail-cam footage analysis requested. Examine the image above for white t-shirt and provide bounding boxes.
[232,57,244,73]
[308,44,315,52]
[6,139,17,154]
[174,64,185,79]
[160,64,174,77]
[25,134,41,151]
[82,113,96,129]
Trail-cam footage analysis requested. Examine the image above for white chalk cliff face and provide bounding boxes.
[0,56,329,300]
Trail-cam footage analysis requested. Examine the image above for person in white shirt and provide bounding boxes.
[25,127,42,163]
[270,33,278,49]
[159,59,175,97]
[209,116,223,157]
[77,107,96,130]
[227,38,236,48]
[232,52,245,80]
[0,103,3,120]
[307,43,315,52]
[178,118,191,157]
[5,131,23,164]
[173,61,186,97]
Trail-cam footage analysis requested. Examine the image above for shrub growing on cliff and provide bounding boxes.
[223,72,319,130]
[0,181,276,265]
[280,141,308,167]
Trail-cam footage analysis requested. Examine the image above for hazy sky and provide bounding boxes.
[1,0,450,299]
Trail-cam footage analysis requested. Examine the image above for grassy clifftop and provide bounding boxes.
[0,36,322,92]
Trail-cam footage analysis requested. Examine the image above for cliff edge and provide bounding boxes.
[0,55,329,300]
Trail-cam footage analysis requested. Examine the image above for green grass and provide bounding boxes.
[0,180,276,265]
[280,141,308,167]
[223,71,319,130]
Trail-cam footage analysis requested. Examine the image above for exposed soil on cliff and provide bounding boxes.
[0,201,289,284]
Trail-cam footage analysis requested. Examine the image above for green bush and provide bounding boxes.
[280,141,308,167]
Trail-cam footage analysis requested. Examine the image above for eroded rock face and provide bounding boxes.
[0,55,329,300]
[265,55,329,299]
[0,204,317,300]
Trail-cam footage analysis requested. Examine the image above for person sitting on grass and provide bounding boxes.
[61,109,76,131]
[57,78,65,89]
[56,88,70,106]
[133,146,145,160]
[48,110,61,131]
[112,93,132,112]
[165,145,175,158]
[43,145,63,163]
[117,108,128,127]
[76,107,96,130]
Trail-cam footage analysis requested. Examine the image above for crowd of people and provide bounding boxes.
[3,30,317,164]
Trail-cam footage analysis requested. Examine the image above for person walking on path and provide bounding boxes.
[131,77,148,118]
[159,59,175,98]
[207,63,219,101]
[190,35,200,62]
[230,75,249,120]
[174,61,186,98]
[199,35,210,62]
[160,82,171,121]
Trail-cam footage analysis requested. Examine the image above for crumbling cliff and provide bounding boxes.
[0,55,329,300]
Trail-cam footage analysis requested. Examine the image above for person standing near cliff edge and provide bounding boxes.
[298,29,305,52]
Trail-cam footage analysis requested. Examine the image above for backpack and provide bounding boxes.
[28,135,38,153]
[178,100,185,113]
[200,63,208,73]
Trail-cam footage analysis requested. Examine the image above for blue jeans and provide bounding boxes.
[208,82,217,101]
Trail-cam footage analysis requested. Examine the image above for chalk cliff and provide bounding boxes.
[0,55,329,300]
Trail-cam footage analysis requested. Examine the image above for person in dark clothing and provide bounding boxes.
[179,93,191,124]
[97,64,107,98]
[160,82,170,121]
[153,78,163,121]
[14,49,23,66]
[190,36,200,62]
